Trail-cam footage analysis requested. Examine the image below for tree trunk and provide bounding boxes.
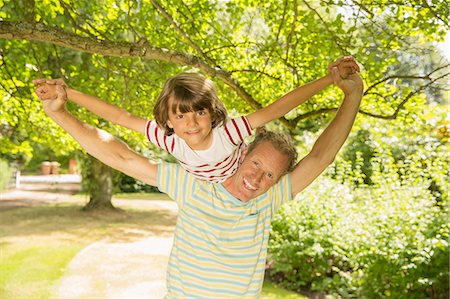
[81,155,116,211]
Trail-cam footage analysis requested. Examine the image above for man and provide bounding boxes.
[35,66,363,298]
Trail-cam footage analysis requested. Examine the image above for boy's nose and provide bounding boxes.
[186,114,198,126]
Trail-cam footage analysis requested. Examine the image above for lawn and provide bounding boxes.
[0,193,306,299]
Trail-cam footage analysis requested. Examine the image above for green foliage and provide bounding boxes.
[0,158,12,190]
[116,174,160,193]
[269,104,449,297]
[268,176,449,298]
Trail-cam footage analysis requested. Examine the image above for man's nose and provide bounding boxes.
[254,170,264,183]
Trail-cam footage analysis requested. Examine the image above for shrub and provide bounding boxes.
[267,176,449,298]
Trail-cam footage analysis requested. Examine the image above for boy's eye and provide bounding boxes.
[266,172,274,180]
[175,114,184,119]
[197,110,207,116]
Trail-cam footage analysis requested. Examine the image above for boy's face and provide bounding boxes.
[166,96,213,150]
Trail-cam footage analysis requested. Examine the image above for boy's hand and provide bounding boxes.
[33,79,68,114]
[33,78,67,100]
[330,66,363,97]
[329,56,360,79]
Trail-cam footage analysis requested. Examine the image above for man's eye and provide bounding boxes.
[266,172,274,179]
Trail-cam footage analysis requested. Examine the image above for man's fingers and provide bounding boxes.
[55,85,67,101]
[329,56,360,73]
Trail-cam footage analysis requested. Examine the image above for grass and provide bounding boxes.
[262,281,308,298]
[0,193,306,298]
[1,241,83,299]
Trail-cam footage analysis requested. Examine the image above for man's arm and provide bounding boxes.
[290,68,364,196]
[246,56,359,129]
[33,79,148,134]
[40,87,158,186]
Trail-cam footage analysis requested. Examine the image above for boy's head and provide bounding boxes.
[153,73,228,135]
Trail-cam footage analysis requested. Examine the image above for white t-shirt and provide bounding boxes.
[145,116,253,182]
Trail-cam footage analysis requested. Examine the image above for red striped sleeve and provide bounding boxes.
[154,125,161,148]
[241,116,252,136]
[232,118,244,143]
[224,123,236,146]
[145,120,152,142]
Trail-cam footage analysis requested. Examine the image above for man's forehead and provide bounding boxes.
[248,141,289,172]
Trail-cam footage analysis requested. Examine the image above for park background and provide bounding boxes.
[0,0,448,298]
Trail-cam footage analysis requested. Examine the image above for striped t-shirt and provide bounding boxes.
[157,161,292,299]
[146,116,252,183]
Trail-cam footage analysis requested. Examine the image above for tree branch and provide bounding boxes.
[0,20,263,110]
[150,0,217,66]
[421,0,449,28]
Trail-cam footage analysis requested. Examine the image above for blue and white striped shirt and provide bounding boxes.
[157,161,292,298]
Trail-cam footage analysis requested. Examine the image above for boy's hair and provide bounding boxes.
[153,73,228,135]
[247,127,298,174]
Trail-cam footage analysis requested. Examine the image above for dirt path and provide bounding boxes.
[54,236,173,299]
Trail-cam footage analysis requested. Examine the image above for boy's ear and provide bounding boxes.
[167,120,174,129]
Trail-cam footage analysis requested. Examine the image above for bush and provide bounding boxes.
[267,176,449,298]
[117,174,160,193]
[0,159,12,191]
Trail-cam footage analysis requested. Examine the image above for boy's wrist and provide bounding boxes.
[324,73,334,85]
[65,87,75,100]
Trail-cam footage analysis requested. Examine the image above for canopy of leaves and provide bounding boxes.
[0,0,448,159]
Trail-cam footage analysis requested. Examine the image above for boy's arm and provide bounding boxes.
[246,56,359,129]
[290,68,364,196]
[246,75,333,129]
[38,86,158,186]
[65,88,148,134]
[33,79,148,134]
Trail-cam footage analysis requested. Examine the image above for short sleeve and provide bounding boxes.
[145,120,175,153]
[157,161,195,207]
[269,174,292,213]
[223,116,253,146]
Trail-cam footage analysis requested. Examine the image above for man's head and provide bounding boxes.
[224,128,298,202]
[153,73,228,135]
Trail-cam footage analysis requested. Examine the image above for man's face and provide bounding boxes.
[225,141,289,202]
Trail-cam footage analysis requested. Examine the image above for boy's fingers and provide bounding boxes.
[33,79,47,85]
[331,67,342,84]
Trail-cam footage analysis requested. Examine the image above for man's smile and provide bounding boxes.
[243,177,257,191]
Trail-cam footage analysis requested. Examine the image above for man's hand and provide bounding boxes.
[329,56,360,79]
[330,66,364,96]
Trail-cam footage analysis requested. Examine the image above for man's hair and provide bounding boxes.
[247,127,298,174]
[153,73,228,135]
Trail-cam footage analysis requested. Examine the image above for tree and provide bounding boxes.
[0,0,448,209]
